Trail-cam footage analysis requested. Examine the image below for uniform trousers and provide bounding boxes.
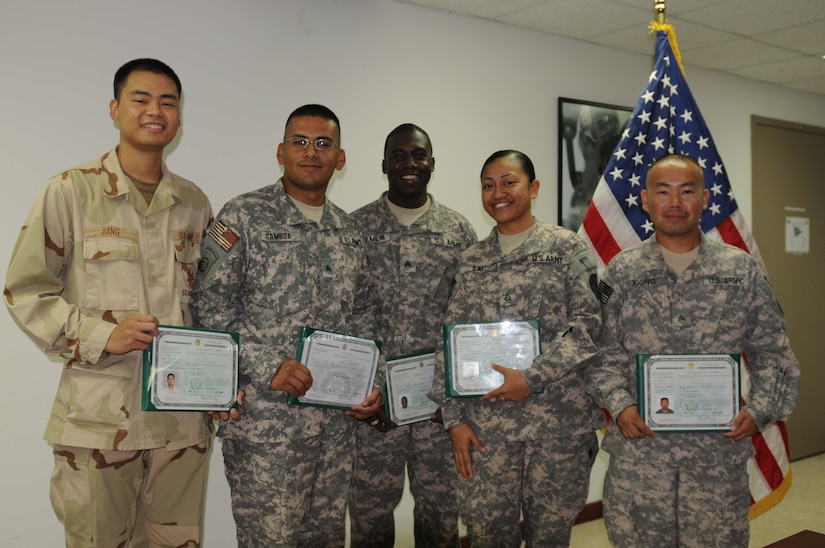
[349,419,458,548]
[222,421,355,548]
[604,456,750,547]
[456,432,598,548]
[51,441,209,548]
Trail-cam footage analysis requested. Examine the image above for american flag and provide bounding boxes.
[579,24,791,518]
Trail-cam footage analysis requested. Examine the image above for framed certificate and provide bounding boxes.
[385,351,439,426]
[142,325,239,411]
[288,326,381,410]
[637,354,741,432]
[443,320,540,397]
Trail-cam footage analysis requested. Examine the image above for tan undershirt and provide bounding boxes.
[660,244,699,276]
[290,195,324,224]
[385,195,430,226]
[498,228,531,255]
[128,177,159,207]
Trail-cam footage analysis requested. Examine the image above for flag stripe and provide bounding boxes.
[715,216,748,252]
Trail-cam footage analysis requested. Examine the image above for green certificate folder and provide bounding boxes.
[443,320,540,397]
[142,325,240,412]
[287,326,382,410]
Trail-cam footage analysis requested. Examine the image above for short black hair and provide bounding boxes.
[285,104,341,137]
[113,58,181,100]
[383,123,432,158]
[481,150,536,181]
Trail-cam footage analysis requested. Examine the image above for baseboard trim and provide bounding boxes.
[574,500,604,524]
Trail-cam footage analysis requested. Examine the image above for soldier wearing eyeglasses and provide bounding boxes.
[192,104,384,547]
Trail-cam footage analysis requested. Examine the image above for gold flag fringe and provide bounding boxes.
[749,468,793,520]
[648,22,686,77]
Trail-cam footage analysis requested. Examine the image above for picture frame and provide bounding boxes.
[558,97,633,231]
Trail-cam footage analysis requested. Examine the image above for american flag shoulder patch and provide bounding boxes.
[207,221,239,252]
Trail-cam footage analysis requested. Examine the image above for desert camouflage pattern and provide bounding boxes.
[4,149,213,451]
[430,221,604,547]
[51,441,209,548]
[588,235,800,547]
[191,179,382,545]
[348,193,476,547]
[589,235,800,466]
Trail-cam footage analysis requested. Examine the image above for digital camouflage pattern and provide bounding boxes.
[348,193,476,548]
[191,179,382,545]
[4,149,213,451]
[431,221,604,439]
[430,221,604,547]
[589,235,800,465]
[193,179,382,443]
[456,433,597,547]
[588,235,800,547]
[222,427,354,548]
[603,456,750,548]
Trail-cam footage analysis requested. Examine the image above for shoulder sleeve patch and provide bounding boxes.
[206,221,239,252]
[197,220,240,280]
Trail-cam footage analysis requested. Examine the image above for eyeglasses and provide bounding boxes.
[285,136,338,151]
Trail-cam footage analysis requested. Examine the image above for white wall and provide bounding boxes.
[2,1,825,546]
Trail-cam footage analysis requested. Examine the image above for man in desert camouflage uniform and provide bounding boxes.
[348,124,476,547]
[588,153,800,547]
[192,104,383,547]
[4,59,213,547]
[431,150,603,547]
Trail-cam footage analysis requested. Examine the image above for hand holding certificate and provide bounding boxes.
[443,320,540,397]
[637,354,741,432]
[142,326,240,412]
[288,327,381,410]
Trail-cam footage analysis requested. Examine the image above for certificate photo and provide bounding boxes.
[386,352,439,426]
[443,320,540,397]
[142,326,240,412]
[637,354,741,432]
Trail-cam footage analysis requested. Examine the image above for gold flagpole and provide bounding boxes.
[654,0,666,24]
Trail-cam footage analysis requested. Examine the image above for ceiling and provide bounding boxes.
[397,0,825,96]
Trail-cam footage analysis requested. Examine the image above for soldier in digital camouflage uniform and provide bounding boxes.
[348,124,477,547]
[4,59,213,548]
[430,150,603,548]
[588,153,800,548]
[191,104,383,548]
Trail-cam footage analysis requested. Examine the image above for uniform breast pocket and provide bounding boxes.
[83,234,141,311]
[174,243,201,305]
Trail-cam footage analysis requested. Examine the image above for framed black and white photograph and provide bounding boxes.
[558,97,633,230]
